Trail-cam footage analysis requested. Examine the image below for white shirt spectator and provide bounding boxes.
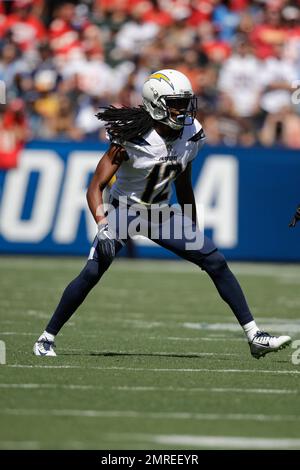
[115,21,159,55]
[76,103,105,134]
[260,57,297,114]
[218,54,262,117]
[284,37,300,78]
[62,57,114,97]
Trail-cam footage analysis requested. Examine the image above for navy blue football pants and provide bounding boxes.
[46,200,253,335]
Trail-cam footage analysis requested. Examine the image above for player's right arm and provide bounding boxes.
[86,143,127,224]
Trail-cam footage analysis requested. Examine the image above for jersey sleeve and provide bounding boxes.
[105,130,119,145]
[187,120,206,163]
[105,131,130,161]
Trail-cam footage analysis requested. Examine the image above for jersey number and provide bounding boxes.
[142,163,182,204]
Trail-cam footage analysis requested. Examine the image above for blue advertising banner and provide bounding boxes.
[0,140,299,261]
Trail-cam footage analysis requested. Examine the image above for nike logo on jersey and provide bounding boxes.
[159,156,178,162]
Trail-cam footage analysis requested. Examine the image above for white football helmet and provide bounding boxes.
[142,69,198,130]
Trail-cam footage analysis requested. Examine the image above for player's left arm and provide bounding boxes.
[174,162,197,225]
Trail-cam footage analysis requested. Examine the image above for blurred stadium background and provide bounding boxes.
[0,0,300,259]
[1,0,300,451]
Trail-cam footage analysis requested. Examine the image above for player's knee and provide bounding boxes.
[200,250,228,275]
[80,260,102,286]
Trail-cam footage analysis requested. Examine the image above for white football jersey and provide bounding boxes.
[109,119,205,205]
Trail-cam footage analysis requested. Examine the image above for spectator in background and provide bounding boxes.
[0,42,30,93]
[197,20,231,65]
[49,1,89,67]
[142,0,174,26]
[250,2,286,59]
[76,96,106,140]
[260,44,297,116]
[0,0,46,56]
[33,70,59,117]
[218,35,262,118]
[177,49,205,95]
[259,42,298,146]
[61,46,115,99]
[281,108,300,149]
[260,105,300,149]
[283,5,300,77]
[213,0,241,43]
[0,0,299,148]
[35,42,57,74]
[0,98,29,169]
[45,95,82,140]
[114,4,159,59]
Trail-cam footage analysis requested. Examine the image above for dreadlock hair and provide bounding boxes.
[96,105,154,143]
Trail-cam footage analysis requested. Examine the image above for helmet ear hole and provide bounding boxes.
[149,101,167,120]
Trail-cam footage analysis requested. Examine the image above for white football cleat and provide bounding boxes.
[33,337,56,357]
[249,331,291,359]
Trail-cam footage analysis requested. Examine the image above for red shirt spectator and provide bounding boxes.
[49,2,91,62]
[187,0,214,27]
[142,6,173,27]
[230,0,249,12]
[203,40,231,63]
[250,7,286,59]
[251,24,287,59]
[0,0,46,52]
[0,99,29,169]
[94,0,147,13]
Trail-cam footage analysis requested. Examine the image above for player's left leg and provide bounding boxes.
[152,210,291,359]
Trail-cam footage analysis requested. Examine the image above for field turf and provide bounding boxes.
[0,256,300,450]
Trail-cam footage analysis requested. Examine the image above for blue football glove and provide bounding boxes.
[289,204,300,228]
[97,223,116,260]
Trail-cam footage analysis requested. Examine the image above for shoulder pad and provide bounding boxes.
[188,127,206,142]
[127,136,150,146]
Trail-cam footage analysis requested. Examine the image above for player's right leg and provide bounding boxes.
[33,236,124,356]
[34,198,130,356]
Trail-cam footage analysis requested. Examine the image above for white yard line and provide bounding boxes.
[5,364,300,374]
[0,332,40,336]
[134,434,300,449]
[0,383,297,395]
[1,408,300,422]
[148,336,245,342]
[155,434,300,449]
[183,321,300,334]
[26,310,51,320]
[1,434,300,450]
[4,364,299,374]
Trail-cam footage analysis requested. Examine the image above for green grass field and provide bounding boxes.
[0,256,300,450]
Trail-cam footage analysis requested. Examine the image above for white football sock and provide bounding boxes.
[243,321,259,341]
[39,331,55,342]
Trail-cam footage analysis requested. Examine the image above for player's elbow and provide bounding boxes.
[86,180,104,204]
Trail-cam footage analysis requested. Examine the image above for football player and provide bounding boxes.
[33,69,291,358]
